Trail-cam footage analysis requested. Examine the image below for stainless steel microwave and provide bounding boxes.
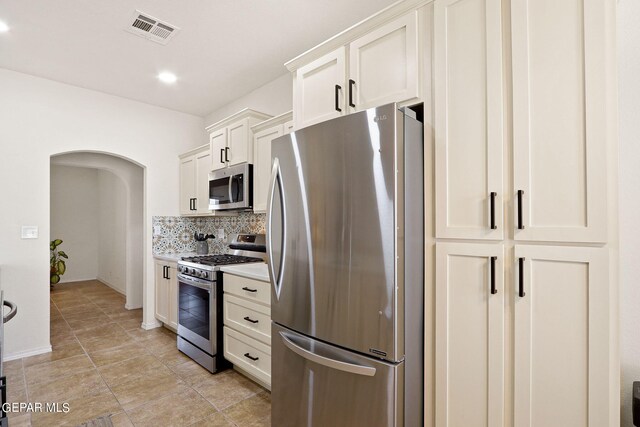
[208,163,253,211]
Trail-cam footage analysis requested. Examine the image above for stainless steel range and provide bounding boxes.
[177,234,266,373]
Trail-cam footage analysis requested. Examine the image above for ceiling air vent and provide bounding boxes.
[125,10,180,45]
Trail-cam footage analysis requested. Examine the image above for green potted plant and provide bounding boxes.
[50,239,68,285]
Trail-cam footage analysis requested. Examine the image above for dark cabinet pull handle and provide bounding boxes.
[242,287,257,293]
[335,84,342,112]
[225,147,230,163]
[348,79,356,107]
[490,192,497,230]
[244,352,259,361]
[517,190,524,230]
[192,198,197,211]
[490,256,497,294]
[163,265,168,279]
[220,148,225,164]
[243,316,259,324]
[518,257,526,297]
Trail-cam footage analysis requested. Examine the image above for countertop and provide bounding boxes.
[152,252,196,262]
[220,263,270,282]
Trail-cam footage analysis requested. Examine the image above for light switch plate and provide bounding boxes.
[217,228,225,240]
[21,226,38,239]
[153,225,162,236]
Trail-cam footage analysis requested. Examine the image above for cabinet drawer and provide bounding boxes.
[224,274,270,306]
[224,294,271,345]
[223,326,271,387]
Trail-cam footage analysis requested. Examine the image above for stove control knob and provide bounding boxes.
[190,268,196,275]
[201,272,208,279]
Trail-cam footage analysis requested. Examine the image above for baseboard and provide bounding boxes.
[124,303,143,310]
[4,345,52,362]
[141,321,162,330]
[59,276,99,284]
[96,277,126,296]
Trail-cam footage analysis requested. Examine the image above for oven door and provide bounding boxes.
[208,164,252,211]
[177,274,216,355]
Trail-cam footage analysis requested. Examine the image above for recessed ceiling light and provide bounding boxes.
[158,72,177,84]
[0,21,9,33]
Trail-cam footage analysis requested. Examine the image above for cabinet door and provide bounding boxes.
[294,47,346,129]
[253,125,283,212]
[179,156,196,216]
[348,10,419,111]
[434,0,504,240]
[210,128,228,172]
[512,0,607,243]
[195,149,212,214]
[436,242,504,427]
[228,119,250,166]
[514,245,609,427]
[154,261,169,324]
[167,264,178,330]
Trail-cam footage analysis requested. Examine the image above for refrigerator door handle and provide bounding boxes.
[279,331,377,377]
[266,158,286,298]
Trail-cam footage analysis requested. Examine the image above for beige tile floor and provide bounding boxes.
[5,280,270,427]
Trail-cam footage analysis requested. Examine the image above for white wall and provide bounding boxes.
[205,73,292,126]
[50,166,100,283]
[97,170,127,294]
[0,68,205,359]
[618,0,640,424]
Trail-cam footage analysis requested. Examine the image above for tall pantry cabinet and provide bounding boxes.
[433,0,617,426]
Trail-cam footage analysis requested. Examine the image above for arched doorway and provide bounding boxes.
[50,151,145,311]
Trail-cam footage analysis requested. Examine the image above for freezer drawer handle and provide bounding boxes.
[241,287,257,293]
[244,352,259,361]
[243,316,259,324]
[280,332,376,377]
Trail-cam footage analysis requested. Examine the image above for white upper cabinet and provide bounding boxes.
[194,149,212,215]
[205,108,272,171]
[287,1,428,130]
[179,145,213,216]
[514,245,610,427]
[179,155,196,215]
[434,0,504,240]
[348,11,420,112]
[294,47,346,129]
[210,128,227,172]
[436,242,504,427]
[512,0,607,243]
[251,112,292,213]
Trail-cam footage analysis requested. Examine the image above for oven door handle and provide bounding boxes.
[177,274,212,291]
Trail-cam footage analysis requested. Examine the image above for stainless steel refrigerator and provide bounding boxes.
[266,103,424,426]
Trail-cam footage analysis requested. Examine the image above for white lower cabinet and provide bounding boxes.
[437,243,611,427]
[514,245,610,427]
[223,272,271,389]
[436,242,504,427]
[223,326,271,387]
[154,259,177,330]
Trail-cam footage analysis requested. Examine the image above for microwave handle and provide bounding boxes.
[228,176,234,203]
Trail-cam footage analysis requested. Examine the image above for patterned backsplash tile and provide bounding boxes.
[152,213,266,254]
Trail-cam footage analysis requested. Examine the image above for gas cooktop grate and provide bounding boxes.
[180,254,263,266]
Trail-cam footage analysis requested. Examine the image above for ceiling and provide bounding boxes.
[0,0,397,116]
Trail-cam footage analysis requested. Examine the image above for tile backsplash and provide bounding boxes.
[152,213,266,254]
